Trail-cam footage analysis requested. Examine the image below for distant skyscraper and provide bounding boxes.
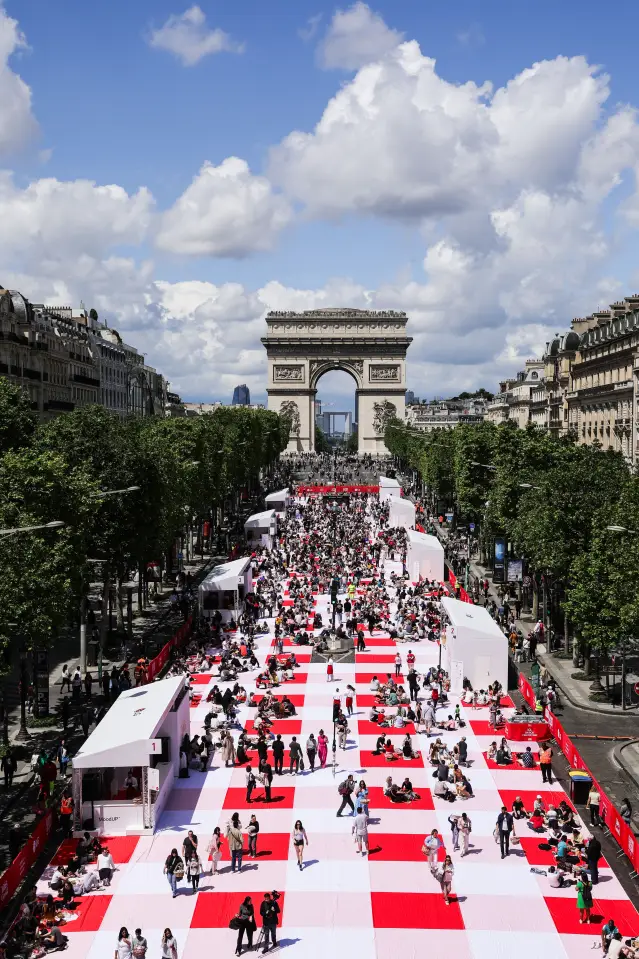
[406,390,416,404]
[232,383,250,406]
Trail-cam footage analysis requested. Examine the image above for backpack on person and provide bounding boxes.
[338,780,349,796]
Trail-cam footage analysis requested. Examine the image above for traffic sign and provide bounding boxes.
[469,523,475,532]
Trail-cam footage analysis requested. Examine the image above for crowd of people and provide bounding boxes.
[9,453,639,958]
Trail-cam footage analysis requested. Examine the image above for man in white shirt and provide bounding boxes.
[97,847,115,885]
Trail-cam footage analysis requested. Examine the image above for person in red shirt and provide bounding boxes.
[406,650,415,669]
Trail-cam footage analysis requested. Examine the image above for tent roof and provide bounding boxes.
[199,556,252,592]
[389,498,416,515]
[244,509,276,529]
[265,488,289,503]
[441,596,507,640]
[407,529,443,550]
[73,676,186,769]
[379,476,400,488]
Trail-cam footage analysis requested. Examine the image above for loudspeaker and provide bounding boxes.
[82,772,101,802]
[160,736,171,763]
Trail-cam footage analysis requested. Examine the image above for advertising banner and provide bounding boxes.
[0,810,53,910]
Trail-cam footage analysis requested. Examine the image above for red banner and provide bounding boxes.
[0,809,53,910]
[297,485,380,495]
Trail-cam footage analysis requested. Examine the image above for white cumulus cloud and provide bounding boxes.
[0,5,38,154]
[155,158,292,257]
[148,5,243,67]
[318,1,403,70]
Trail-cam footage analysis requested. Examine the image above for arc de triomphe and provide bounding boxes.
[262,308,412,454]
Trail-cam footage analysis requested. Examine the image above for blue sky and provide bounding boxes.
[4,0,639,410]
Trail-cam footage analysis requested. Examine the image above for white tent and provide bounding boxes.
[440,596,508,695]
[199,556,253,622]
[244,508,277,549]
[265,488,290,513]
[406,528,445,582]
[72,676,189,835]
[388,496,416,530]
[379,475,401,502]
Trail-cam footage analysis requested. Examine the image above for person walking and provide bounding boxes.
[345,685,355,716]
[208,827,222,875]
[1,748,16,789]
[327,657,334,682]
[318,729,329,768]
[306,734,317,771]
[332,689,342,722]
[246,766,256,803]
[161,929,178,959]
[98,846,115,886]
[394,652,402,678]
[226,813,244,873]
[448,814,460,852]
[352,805,369,856]
[71,667,82,705]
[587,785,601,826]
[259,760,273,802]
[132,929,147,958]
[57,740,69,779]
[259,892,280,954]
[587,835,602,885]
[423,829,442,873]
[235,896,256,956]
[289,737,302,775]
[182,830,198,864]
[292,819,308,870]
[459,812,472,857]
[576,871,593,923]
[496,806,513,859]
[438,855,455,905]
[115,927,132,959]
[539,744,553,784]
[222,731,236,768]
[187,852,201,893]
[247,814,259,859]
[60,665,72,694]
[163,848,183,898]
[272,734,284,776]
[337,774,356,816]
[336,713,348,750]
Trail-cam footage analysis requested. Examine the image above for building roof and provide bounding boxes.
[441,596,507,639]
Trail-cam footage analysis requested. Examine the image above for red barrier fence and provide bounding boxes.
[447,570,473,604]
[147,616,193,682]
[0,809,53,910]
[297,485,380,494]
[517,672,639,873]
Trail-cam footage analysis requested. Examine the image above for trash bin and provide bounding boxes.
[87,640,98,668]
[568,768,592,805]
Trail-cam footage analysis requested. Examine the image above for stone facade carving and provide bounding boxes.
[369,364,400,382]
[273,364,304,382]
[373,400,397,435]
[267,309,407,318]
[280,399,301,436]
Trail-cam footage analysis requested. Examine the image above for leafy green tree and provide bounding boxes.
[0,377,37,455]
[315,424,331,454]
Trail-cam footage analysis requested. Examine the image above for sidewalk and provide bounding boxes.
[0,553,216,874]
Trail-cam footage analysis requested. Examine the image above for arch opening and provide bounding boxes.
[314,367,358,450]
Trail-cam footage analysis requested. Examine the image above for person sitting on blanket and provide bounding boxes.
[528,811,545,832]
[487,741,498,762]
[384,776,409,803]
[437,714,457,731]
[518,746,536,768]
[401,777,421,801]
[384,738,400,762]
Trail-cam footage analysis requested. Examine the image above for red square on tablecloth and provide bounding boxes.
[371,892,464,929]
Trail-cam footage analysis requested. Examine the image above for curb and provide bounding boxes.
[614,741,639,794]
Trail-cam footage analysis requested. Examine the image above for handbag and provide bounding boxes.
[229,916,241,931]
[173,859,185,881]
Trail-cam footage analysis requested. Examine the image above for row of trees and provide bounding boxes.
[385,418,638,666]
[0,378,289,669]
